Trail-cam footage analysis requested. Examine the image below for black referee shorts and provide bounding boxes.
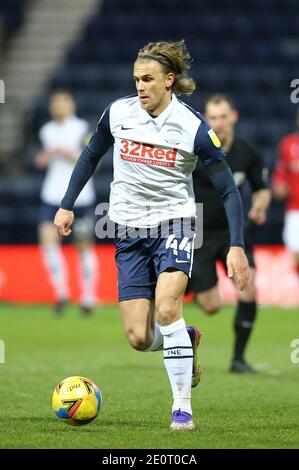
[188,228,255,294]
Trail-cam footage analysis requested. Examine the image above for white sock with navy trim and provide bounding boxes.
[160,318,193,415]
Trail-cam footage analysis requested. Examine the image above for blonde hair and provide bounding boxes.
[136,40,196,96]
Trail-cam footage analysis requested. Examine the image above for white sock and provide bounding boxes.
[160,318,193,415]
[42,245,68,300]
[79,248,98,307]
[144,323,163,352]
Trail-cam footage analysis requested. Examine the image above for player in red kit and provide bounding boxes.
[272,109,299,277]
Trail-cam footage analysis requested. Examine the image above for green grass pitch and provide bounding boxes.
[0,303,298,449]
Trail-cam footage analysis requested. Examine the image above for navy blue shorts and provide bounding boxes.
[114,218,196,302]
[39,203,95,241]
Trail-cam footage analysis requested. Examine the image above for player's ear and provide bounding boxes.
[165,72,175,89]
[232,110,239,124]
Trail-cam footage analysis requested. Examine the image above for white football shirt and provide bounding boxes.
[39,115,95,207]
[104,94,224,227]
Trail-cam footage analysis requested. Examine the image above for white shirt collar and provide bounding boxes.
[138,94,177,128]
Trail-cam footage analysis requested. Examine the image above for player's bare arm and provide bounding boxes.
[226,246,250,291]
[54,208,74,237]
[248,188,271,225]
[35,151,51,169]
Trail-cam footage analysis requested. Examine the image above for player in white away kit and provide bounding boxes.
[36,91,98,314]
[54,41,249,431]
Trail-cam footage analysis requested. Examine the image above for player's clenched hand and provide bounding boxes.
[248,206,266,225]
[54,208,74,237]
[226,246,250,291]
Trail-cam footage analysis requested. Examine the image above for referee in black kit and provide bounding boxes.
[189,94,271,373]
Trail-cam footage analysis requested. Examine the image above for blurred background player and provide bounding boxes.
[272,108,299,280]
[188,94,271,373]
[35,91,98,314]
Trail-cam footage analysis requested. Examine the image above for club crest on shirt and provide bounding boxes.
[165,129,182,146]
[208,129,221,148]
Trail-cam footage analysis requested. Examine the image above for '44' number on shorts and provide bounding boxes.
[166,235,191,259]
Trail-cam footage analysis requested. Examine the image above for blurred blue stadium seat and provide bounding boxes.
[0,0,28,45]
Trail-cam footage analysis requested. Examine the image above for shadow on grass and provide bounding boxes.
[0,416,167,431]
[108,364,161,372]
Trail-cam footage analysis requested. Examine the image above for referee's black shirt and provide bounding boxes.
[193,136,268,231]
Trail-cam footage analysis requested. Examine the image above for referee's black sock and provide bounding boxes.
[233,301,257,362]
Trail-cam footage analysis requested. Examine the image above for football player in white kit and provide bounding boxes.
[54,41,249,431]
[36,91,98,314]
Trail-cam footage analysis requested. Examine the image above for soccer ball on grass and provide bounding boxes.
[52,376,102,426]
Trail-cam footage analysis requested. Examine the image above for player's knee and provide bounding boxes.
[125,329,151,351]
[240,293,256,303]
[155,300,178,325]
[239,285,256,302]
[203,304,220,315]
[196,295,220,315]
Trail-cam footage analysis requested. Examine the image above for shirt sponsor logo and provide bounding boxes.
[120,139,177,167]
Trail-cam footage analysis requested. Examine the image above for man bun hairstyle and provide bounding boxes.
[136,40,196,96]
